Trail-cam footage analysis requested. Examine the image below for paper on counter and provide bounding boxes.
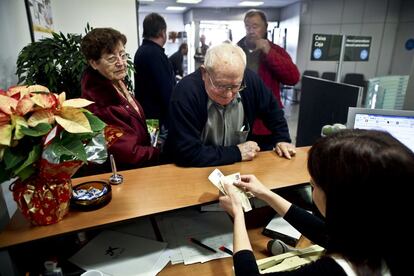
[69,230,168,276]
[155,209,233,265]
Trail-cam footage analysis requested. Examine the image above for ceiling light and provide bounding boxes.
[177,0,202,3]
[238,1,264,6]
[166,6,186,11]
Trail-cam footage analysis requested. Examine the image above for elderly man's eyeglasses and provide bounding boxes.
[206,70,246,93]
[104,53,128,64]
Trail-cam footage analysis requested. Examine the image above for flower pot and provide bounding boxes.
[10,176,72,226]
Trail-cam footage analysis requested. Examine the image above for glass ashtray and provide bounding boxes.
[71,181,112,211]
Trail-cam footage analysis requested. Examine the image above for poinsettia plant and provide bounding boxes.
[0,84,107,183]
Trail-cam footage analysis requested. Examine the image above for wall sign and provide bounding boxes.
[344,36,372,61]
[310,34,343,61]
[405,39,414,51]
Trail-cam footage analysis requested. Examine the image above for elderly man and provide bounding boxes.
[165,43,295,167]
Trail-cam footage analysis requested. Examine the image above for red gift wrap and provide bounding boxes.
[10,160,82,226]
[11,176,72,225]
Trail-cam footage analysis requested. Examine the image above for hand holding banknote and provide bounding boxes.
[233,174,272,201]
[208,169,252,212]
[219,183,244,218]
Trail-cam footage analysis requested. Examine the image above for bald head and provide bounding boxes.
[204,43,246,76]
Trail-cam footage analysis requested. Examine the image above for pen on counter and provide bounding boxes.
[189,238,217,253]
[219,246,233,256]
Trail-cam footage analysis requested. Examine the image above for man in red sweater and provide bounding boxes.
[238,9,300,150]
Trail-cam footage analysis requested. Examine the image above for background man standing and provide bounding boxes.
[238,9,300,150]
[134,13,175,145]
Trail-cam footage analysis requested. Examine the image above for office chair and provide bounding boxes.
[321,72,336,81]
[343,73,366,105]
[343,73,365,87]
[290,70,320,103]
[303,70,319,78]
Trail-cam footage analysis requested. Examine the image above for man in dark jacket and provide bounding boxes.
[165,43,295,167]
[134,13,175,144]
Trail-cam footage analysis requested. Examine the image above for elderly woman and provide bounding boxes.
[81,28,159,170]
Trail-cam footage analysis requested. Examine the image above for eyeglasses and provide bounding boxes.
[206,70,246,93]
[103,52,128,64]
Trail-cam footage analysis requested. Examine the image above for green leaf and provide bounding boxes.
[47,139,87,163]
[20,123,52,137]
[17,165,36,181]
[4,148,26,170]
[14,145,41,175]
[84,112,106,132]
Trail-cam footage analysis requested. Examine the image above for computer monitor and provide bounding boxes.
[295,76,362,147]
[347,107,414,152]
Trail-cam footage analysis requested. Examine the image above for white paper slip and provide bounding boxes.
[263,214,302,246]
[156,209,233,265]
[69,230,167,276]
[200,202,225,212]
[208,168,226,194]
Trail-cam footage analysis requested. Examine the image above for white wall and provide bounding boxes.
[390,0,414,75]
[0,0,32,89]
[280,2,301,63]
[51,0,138,59]
[297,0,402,80]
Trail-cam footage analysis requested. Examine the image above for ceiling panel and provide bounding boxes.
[138,0,302,13]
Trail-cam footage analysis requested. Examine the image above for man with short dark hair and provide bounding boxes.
[134,13,175,145]
[238,9,300,150]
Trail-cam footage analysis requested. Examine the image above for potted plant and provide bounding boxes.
[0,84,107,225]
[16,25,135,99]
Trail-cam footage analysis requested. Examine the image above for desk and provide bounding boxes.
[0,147,310,249]
[159,221,313,276]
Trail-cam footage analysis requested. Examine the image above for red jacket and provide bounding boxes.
[239,38,300,135]
[81,67,159,169]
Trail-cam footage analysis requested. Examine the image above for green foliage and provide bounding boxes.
[16,24,135,99]
[16,31,87,99]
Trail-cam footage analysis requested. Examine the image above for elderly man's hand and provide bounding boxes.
[274,142,296,160]
[237,141,260,161]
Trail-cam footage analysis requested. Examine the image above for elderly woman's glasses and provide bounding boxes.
[206,70,246,93]
[104,53,128,64]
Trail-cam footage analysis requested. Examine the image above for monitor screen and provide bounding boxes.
[347,107,414,152]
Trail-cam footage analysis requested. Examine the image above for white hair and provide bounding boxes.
[204,43,246,73]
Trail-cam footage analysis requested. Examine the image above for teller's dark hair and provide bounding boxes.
[308,129,414,275]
